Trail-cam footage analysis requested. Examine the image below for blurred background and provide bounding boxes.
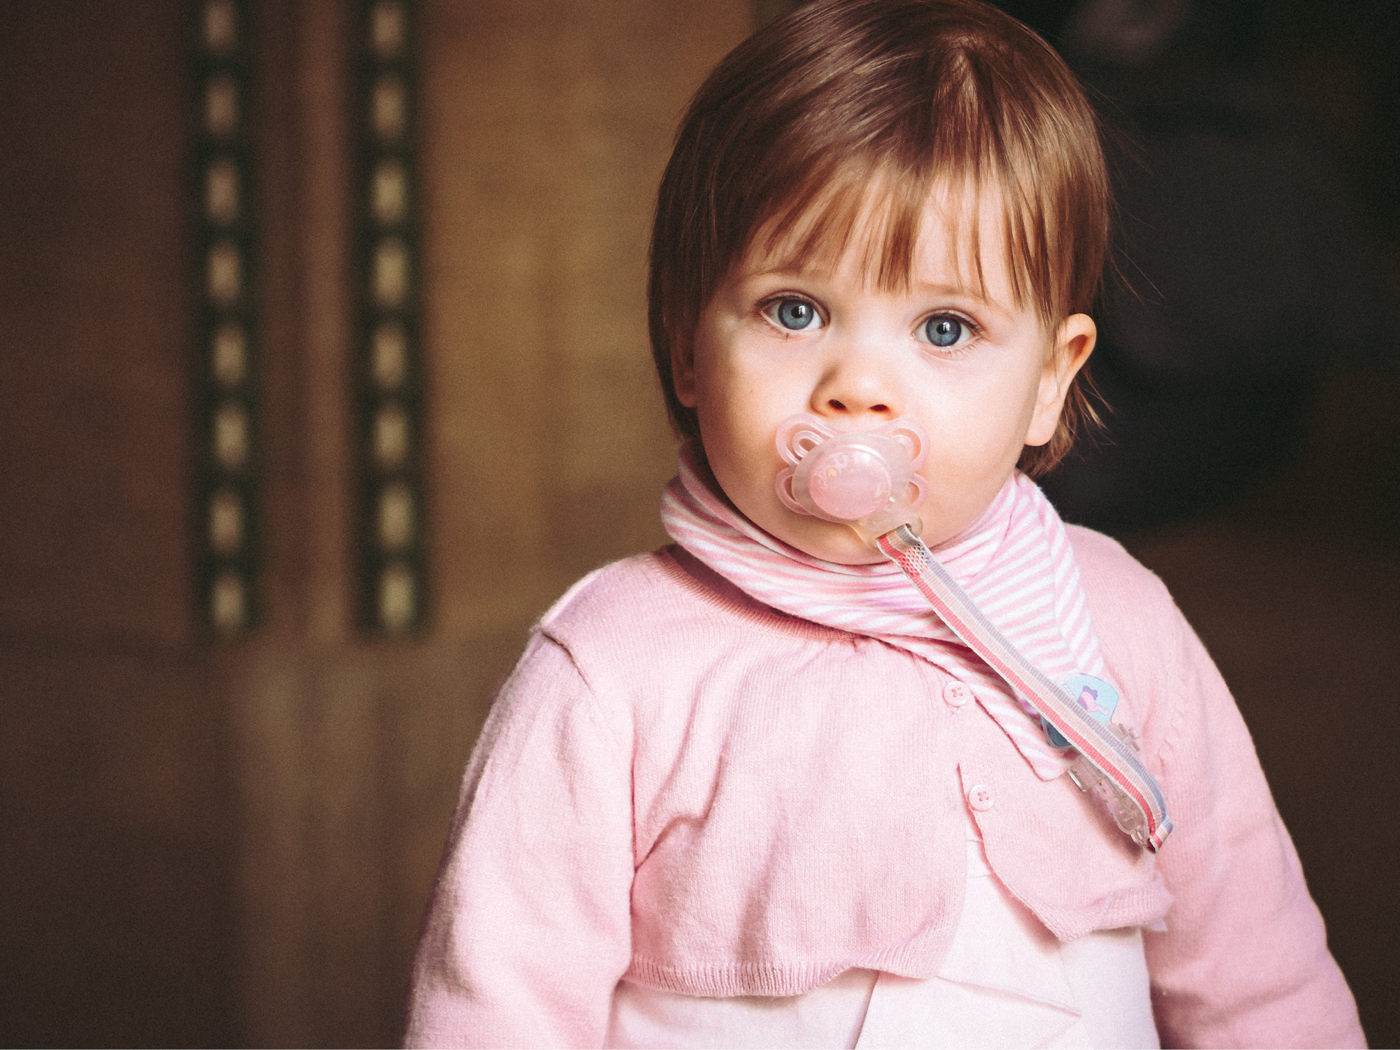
[1,0,1395,1046]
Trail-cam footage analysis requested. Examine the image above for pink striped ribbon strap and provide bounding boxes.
[877,524,1173,851]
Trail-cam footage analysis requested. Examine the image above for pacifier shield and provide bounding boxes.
[774,412,930,543]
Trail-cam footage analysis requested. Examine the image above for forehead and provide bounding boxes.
[746,172,1026,306]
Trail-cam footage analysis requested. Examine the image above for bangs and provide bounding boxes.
[722,27,1096,327]
[750,164,930,292]
[746,158,1054,325]
[750,163,935,292]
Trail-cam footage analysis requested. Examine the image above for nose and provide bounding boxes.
[811,344,901,420]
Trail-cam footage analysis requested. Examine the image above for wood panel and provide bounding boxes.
[230,1,753,1045]
[0,6,237,1044]
[0,3,192,646]
[0,0,751,1043]
[421,0,752,623]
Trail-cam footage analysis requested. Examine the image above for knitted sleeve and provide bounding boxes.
[1072,529,1365,1048]
[403,630,634,1048]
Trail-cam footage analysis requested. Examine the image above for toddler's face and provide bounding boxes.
[673,186,1094,565]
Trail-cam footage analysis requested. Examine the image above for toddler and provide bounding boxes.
[405,0,1364,1045]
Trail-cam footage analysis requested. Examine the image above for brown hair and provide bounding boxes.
[647,0,1108,475]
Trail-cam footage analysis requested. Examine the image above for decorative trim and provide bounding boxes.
[191,0,260,634]
[351,0,428,633]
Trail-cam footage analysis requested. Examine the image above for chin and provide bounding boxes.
[778,519,886,566]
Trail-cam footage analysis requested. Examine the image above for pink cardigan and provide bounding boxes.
[405,527,1363,1048]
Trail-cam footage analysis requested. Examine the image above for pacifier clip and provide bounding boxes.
[877,525,1172,851]
[776,414,1173,852]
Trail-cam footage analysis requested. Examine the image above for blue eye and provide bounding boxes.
[923,315,969,348]
[763,297,822,331]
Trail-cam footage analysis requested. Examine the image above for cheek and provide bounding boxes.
[695,399,775,494]
[912,389,1040,512]
[923,378,1037,454]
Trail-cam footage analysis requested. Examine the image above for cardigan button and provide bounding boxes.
[967,784,995,812]
[943,680,972,708]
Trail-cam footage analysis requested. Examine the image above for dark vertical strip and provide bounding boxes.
[191,0,260,634]
[351,0,428,633]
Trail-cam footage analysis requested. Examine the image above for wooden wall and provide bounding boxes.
[0,4,240,1045]
[1,1,748,1045]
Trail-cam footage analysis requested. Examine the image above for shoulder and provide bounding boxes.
[1064,524,1228,754]
[480,553,706,758]
[534,547,832,686]
[540,547,766,640]
[1065,523,1201,694]
[539,550,685,631]
[1066,525,1170,607]
[1065,524,1185,638]
[541,545,838,637]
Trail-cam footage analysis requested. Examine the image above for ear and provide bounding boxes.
[672,335,698,408]
[1025,313,1095,447]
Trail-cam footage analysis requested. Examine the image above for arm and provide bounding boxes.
[404,632,635,1048]
[1141,600,1365,1048]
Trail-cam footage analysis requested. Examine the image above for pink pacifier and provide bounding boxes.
[775,413,929,544]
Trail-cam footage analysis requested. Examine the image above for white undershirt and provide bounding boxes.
[607,818,1159,1049]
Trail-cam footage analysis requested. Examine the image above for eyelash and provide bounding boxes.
[919,312,982,356]
[758,294,823,332]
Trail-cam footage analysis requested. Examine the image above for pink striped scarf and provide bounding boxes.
[660,445,1106,779]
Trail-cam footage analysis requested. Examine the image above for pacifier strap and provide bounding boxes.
[877,524,1173,851]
